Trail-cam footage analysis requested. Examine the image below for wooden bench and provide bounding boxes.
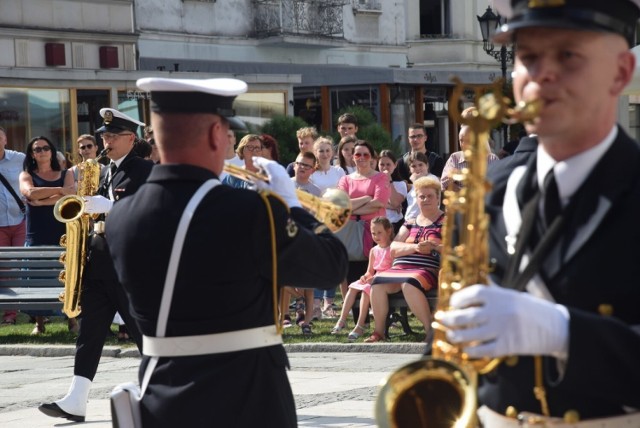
[352,288,438,337]
[0,246,65,311]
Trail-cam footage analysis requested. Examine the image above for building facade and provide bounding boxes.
[0,0,544,159]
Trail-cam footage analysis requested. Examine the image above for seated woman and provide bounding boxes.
[365,176,444,346]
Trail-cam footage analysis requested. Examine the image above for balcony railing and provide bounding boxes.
[253,0,347,39]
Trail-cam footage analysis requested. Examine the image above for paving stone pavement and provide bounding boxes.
[0,344,425,427]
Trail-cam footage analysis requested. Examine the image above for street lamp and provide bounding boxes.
[477,6,514,143]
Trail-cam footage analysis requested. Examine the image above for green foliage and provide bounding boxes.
[333,106,402,158]
[260,115,310,165]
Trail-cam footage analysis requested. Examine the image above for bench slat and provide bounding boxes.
[0,247,65,310]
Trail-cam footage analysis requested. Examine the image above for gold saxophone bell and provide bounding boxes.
[54,149,110,318]
[375,78,541,428]
[222,164,352,232]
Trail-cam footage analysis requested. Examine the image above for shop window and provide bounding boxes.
[329,85,379,129]
[0,88,71,152]
[293,87,323,131]
[234,92,286,128]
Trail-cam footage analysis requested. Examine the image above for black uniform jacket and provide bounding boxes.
[84,151,153,280]
[106,164,348,427]
[483,127,640,419]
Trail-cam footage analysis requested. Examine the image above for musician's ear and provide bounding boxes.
[208,118,225,152]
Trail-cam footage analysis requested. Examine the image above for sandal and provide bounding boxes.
[347,324,366,342]
[364,331,385,343]
[330,319,347,334]
[30,324,45,336]
[300,323,312,335]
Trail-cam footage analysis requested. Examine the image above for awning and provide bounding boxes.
[139,58,497,87]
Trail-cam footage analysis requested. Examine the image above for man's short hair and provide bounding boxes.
[337,113,358,126]
[408,123,425,132]
[296,126,319,140]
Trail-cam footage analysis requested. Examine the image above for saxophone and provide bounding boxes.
[375,79,540,428]
[54,148,110,318]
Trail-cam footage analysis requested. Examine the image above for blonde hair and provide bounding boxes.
[296,126,318,140]
[235,134,262,160]
[313,136,334,153]
[413,176,441,200]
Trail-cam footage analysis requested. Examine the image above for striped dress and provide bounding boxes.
[371,214,444,292]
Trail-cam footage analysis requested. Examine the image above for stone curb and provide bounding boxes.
[0,342,426,358]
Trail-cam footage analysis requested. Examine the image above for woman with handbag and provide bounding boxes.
[337,140,391,307]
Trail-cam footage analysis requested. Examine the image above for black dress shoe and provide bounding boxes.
[38,402,85,422]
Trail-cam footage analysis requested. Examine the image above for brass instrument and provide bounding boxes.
[375,79,540,428]
[223,163,352,232]
[54,148,110,318]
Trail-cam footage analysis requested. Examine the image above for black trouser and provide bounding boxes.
[73,278,142,380]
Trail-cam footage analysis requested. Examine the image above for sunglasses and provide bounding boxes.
[79,143,94,151]
[33,146,52,154]
[354,152,371,159]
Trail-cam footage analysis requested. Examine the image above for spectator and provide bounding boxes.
[337,135,357,174]
[310,136,347,317]
[404,152,439,222]
[19,136,75,335]
[441,124,499,192]
[260,134,280,163]
[222,134,263,189]
[225,129,243,167]
[70,135,102,186]
[286,126,319,177]
[0,127,26,326]
[143,125,153,142]
[286,151,322,334]
[132,138,153,160]
[367,177,444,345]
[331,216,393,341]
[397,123,445,180]
[378,149,407,234]
[148,138,160,164]
[337,140,391,315]
[336,113,359,138]
[310,136,345,193]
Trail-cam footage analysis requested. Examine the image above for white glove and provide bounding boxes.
[83,195,114,214]
[436,284,569,359]
[252,156,301,208]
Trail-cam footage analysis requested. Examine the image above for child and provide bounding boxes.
[331,217,394,341]
[378,150,407,235]
[404,152,439,222]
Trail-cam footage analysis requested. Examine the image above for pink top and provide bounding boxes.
[371,245,392,273]
[338,172,391,221]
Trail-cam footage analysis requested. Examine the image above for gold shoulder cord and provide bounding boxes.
[258,190,290,336]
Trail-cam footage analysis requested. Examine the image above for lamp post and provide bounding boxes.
[477,6,514,144]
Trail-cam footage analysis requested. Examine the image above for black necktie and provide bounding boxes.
[109,161,117,179]
[543,169,561,228]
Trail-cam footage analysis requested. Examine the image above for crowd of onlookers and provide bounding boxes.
[223,112,510,345]
[0,111,514,344]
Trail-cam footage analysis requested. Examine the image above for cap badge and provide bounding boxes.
[529,0,565,7]
[104,110,113,124]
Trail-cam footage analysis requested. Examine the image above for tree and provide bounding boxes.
[260,115,309,165]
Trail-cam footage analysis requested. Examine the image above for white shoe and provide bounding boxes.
[55,375,91,417]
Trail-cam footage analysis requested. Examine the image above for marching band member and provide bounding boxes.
[438,1,640,426]
[105,77,347,427]
[39,109,153,422]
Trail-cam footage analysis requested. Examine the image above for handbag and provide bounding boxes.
[110,179,220,428]
[334,217,367,261]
